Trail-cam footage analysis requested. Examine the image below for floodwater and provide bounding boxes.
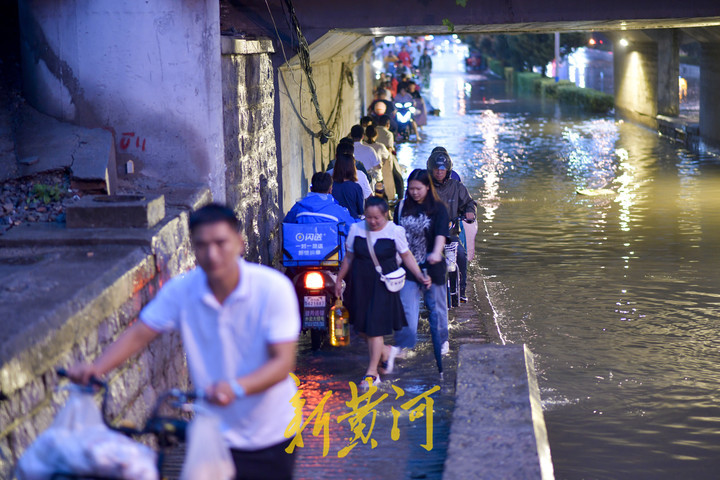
[397,51,720,479]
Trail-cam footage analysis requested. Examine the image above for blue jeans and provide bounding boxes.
[395,280,448,350]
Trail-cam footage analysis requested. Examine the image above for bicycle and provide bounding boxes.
[444,241,460,308]
[46,369,198,480]
[445,216,473,308]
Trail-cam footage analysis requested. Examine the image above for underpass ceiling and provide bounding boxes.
[341,17,720,37]
[221,0,720,45]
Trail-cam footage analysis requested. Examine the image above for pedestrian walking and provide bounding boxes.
[393,169,450,373]
[427,149,476,302]
[334,197,430,386]
[68,203,300,479]
[350,125,382,184]
[330,150,365,219]
[364,125,395,200]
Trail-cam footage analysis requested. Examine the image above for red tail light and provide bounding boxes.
[304,272,325,290]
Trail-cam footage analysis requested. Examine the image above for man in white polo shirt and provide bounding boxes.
[69,203,300,479]
[349,124,381,183]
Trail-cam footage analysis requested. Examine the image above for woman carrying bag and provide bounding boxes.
[334,196,430,386]
[393,169,450,374]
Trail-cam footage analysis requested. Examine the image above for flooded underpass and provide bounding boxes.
[407,51,718,478]
[294,49,720,479]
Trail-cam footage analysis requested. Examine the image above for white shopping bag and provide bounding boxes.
[16,388,158,480]
[180,412,235,480]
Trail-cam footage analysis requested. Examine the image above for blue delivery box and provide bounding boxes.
[282,222,345,267]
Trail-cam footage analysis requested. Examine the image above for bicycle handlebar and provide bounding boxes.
[452,214,476,225]
[56,368,200,439]
[56,368,106,390]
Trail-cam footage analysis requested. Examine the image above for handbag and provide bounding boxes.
[366,226,406,292]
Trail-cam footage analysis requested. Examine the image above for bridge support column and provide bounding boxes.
[657,30,680,117]
[699,43,720,145]
[614,41,658,128]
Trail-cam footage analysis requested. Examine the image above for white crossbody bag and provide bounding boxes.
[365,227,406,293]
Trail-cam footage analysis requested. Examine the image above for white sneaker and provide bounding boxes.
[383,346,400,374]
[441,341,450,356]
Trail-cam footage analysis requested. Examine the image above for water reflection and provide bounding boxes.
[408,52,720,479]
[455,77,466,116]
[474,110,504,223]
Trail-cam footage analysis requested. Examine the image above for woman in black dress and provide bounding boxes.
[334,197,430,386]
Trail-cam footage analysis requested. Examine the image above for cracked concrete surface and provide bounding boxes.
[14,105,116,193]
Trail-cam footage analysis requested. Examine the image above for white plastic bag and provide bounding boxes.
[16,388,158,480]
[180,412,235,480]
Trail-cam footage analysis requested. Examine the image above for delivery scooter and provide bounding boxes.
[282,222,348,350]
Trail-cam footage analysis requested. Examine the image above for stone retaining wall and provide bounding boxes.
[222,37,281,267]
[0,205,200,478]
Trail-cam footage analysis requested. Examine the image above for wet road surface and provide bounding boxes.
[292,297,490,480]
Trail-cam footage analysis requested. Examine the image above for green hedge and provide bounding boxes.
[487,57,505,78]
[508,67,615,114]
[539,79,574,97]
[556,85,614,114]
[516,72,542,93]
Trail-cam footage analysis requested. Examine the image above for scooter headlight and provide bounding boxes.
[304,272,325,290]
[395,102,403,108]
[404,102,412,108]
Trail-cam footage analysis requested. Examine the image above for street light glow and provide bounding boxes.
[384,36,396,44]
[619,38,629,47]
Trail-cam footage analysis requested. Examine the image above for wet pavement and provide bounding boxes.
[291,289,490,480]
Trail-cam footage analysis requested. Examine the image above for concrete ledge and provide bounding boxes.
[443,344,554,480]
[0,197,200,475]
[0,206,185,248]
[66,194,165,229]
[221,36,275,55]
[0,193,204,393]
[0,246,155,395]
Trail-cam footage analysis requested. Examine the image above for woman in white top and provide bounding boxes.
[365,125,396,200]
[335,197,430,386]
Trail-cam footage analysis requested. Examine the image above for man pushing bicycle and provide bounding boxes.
[69,203,300,480]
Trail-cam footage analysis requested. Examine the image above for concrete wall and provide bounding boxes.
[656,30,680,116]
[444,344,554,480]
[614,41,658,128]
[221,37,282,266]
[699,43,720,145]
[0,206,202,478]
[277,50,368,214]
[18,0,226,200]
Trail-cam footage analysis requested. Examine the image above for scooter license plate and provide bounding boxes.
[304,296,326,308]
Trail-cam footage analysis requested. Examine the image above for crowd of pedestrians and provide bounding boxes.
[51,38,473,480]
[280,88,477,383]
